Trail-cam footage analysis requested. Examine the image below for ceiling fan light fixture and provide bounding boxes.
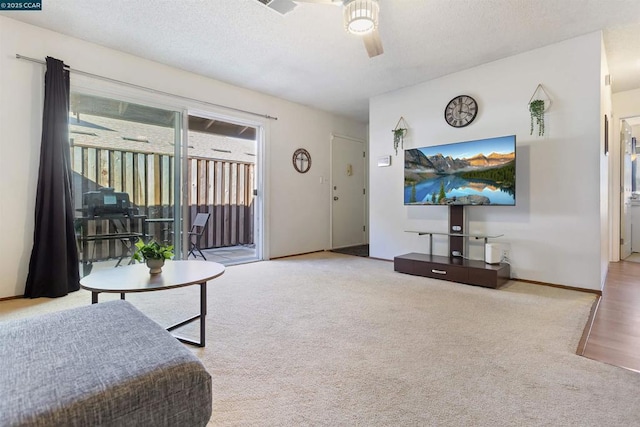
[344,0,379,35]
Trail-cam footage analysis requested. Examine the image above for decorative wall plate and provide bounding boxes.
[292,148,311,173]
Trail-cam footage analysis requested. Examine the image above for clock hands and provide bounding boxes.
[458,97,471,120]
[445,95,477,127]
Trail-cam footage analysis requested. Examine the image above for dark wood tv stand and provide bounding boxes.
[394,205,510,289]
[394,253,510,288]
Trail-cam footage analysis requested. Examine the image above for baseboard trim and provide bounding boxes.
[368,256,392,262]
[576,295,601,356]
[513,278,603,296]
[0,295,24,302]
[265,253,605,297]
[269,250,325,260]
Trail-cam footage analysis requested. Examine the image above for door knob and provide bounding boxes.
[333,196,339,201]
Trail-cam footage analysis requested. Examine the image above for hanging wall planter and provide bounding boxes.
[529,100,545,136]
[393,116,408,155]
[528,84,551,137]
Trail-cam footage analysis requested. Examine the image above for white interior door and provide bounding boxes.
[621,120,633,258]
[331,135,366,248]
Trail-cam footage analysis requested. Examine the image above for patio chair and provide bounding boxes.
[188,213,211,260]
[111,217,140,267]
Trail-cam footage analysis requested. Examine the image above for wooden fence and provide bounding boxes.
[188,157,255,248]
[71,146,255,261]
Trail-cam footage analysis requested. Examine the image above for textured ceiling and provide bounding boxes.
[4,0,640,122]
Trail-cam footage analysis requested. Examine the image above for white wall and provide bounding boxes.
[369,32,607,291]
[0,17,366,298]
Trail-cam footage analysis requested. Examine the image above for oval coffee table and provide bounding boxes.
[80,260,225,347]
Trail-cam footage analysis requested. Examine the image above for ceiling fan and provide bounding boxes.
[257,0,384,58]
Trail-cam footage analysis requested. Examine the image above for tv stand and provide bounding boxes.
[394,253,510,288]
[394,205,510,289]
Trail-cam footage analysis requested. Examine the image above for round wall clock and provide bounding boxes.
[444,95,478,128]
[292,148,312,173]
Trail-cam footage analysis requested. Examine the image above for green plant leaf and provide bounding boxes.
[529,100,545,136]
[392,128,407,155]
[132,240,174,261]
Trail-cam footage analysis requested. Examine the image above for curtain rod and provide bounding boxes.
[15,54,278,121]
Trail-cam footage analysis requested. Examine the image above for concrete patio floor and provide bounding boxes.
[81,245,258,277]
[197,245,257,265]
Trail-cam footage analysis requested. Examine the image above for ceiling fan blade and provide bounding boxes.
[258,0,297,14]
[363,29,383,58]
[293,0,342,4]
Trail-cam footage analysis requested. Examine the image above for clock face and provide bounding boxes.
[444,95,478,128]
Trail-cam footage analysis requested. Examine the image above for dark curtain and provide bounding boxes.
[24,57,80,298]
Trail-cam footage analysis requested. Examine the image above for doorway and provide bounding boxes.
[331,134,367,249]
[69,92,263,276]
[185,112,262,265]
[621,117,640,261]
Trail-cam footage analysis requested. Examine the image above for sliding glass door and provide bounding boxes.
[185,113,260,264]
[69,93,181,276]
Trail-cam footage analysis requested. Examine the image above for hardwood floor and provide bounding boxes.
[580,260,640,373]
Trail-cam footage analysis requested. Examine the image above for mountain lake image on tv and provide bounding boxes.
[404,135,516,206]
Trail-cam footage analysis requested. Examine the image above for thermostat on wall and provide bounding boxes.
[377,155,391,167]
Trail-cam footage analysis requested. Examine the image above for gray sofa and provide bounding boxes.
[0,300,212,426]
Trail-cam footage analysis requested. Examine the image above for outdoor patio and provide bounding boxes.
[80,244,257,277]
[199,245,257,265]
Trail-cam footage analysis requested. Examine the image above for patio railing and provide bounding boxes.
[71,146,254,261]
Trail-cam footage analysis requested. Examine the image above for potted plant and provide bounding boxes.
[393,128,407,155]
[529,99,545,136]
[133,240,174,274]
[393,116,409,155]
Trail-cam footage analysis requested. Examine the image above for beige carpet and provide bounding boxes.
[2,252,640,426]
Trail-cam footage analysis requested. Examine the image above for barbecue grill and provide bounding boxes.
[82,187,133,217]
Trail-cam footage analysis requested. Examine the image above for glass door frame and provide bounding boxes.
[70,76,266,264]
[69,82,184,266]
[183,108,265,263]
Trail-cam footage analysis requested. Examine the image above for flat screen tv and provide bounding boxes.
[404,135,516,206]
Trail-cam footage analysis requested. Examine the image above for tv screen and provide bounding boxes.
[404,135,515,206]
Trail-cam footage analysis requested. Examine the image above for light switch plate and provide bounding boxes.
[377,155,391,167]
